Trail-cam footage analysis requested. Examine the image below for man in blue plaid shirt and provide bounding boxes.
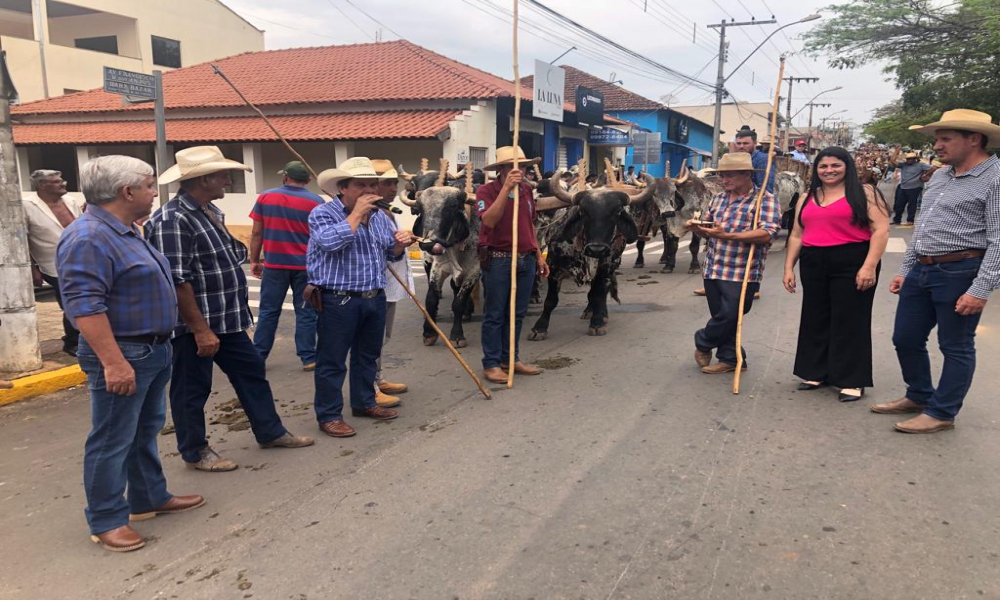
[147,146,314,472]
[690,152,781,374]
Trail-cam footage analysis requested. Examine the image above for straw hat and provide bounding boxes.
[908,109,1000,148]
[484,146,541,171]
[706,152,756,173]
[316,157,381,194]
[158,145,251,185]
[904,151,919,159]
[370,158,399,180]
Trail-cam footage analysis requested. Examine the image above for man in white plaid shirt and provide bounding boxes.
[871,110,1000,434]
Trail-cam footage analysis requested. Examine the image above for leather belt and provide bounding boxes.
[917,250,985,266]
[116,334,171,345]
[489,250,533,259]
[322,288,385,299]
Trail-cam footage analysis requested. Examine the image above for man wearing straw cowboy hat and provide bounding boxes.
[306,157,416,438]
[148,146,315,472]
[690,152,781,375]
[871,109,1000,434]
[476,146,549,384]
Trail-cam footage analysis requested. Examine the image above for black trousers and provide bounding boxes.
[893,187,922,224]
[794,242,878,388]
[40,273,79,353]
[695,279,760,366]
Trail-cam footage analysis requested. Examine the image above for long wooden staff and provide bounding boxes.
[507,0,521,389]
[733,56,786,395]
[212,64,491,400]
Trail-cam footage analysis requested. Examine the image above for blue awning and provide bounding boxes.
[665,141,711,158]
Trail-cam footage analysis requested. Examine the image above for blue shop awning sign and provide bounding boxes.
[589,128,631,146]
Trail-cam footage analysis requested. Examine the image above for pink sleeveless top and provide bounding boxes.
[800,196,872,247]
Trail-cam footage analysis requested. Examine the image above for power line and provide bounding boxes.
[325,0,374,41]
[235,10,341,41]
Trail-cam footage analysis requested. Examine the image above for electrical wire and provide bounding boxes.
[325,0,375,41]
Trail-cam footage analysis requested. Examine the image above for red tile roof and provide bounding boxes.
[12,110,460,145]
[522,65,663,111]
[12,40,530,116]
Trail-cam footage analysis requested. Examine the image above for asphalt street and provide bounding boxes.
[2,226,999,600]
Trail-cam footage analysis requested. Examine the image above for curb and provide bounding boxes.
[0,365,86,406]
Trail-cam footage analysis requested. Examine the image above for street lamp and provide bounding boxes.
[789,86,842,123]
[709,13,821,166]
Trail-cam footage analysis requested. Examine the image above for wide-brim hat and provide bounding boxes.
[485,146,541,171]
[908,109,1000,148]
[158,145,252,185]
[317,157,382,194]
[705,152,756,173]
[370,158,399,180]
[904,151,919,159]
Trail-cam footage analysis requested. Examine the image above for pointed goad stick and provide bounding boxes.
[436,158,448,187]
[733,56,786,395]
[507,0,522,389]
[211,64,491,400]
[420,158,429,174]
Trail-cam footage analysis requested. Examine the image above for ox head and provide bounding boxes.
[548,170,652,259]
[397,183,471,256]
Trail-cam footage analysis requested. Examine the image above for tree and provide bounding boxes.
[805,0,1000,145]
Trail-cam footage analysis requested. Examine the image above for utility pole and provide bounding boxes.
[806,102,831,150]
[707,17,776,167]
[782,76,818,149]
[0,52,42,372]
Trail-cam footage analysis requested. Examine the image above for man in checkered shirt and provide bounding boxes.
[690,152,781,375]
[871,110,1000,434]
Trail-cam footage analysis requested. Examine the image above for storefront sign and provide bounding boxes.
[103,67,156,100]
[575,85,604,126]
[532,60,565,122]
[589,128,631,146]
[632,131,662,165]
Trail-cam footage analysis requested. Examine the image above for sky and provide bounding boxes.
[222,0,899,134]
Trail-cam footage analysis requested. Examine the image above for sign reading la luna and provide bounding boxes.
[532,60,565,122]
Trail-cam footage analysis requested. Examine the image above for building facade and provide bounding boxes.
[0,0,263,103]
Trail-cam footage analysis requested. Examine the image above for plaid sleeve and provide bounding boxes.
[56,236,112,320]
[308,203,356,252]
[758,192,781,238]
[968,177,1000,299]
[147,215,194,284]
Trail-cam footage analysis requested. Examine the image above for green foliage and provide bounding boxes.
[805,0,1000,144]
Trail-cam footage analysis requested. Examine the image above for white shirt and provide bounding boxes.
[23,192,86,277]
[384,217,415,302]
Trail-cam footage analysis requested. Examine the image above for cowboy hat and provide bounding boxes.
[908,109,1000,148]
[370,159,399,180]
[316,157,382,194]
[158,146,252,185]
[904,151,919,159]
[705,152,756,173]
[484,146,541,171]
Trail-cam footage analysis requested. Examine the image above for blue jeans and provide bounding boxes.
[314,291,386,423]
[893,258,983,421]
[170,331,287,463]
[695,278,760,366]
[78,339,173,535]
[253,267,317,365]
[481,255,536,369]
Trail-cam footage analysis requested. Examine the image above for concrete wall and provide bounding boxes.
[0,8,34,39]
[442,101,495,171]
[48,12,141,58]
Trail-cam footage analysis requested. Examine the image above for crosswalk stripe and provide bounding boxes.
[886,237,907,253]
[248,299,296,311]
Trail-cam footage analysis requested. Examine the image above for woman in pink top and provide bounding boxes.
[783,147,890,401]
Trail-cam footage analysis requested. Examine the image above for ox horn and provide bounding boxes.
[548,169,575,205]
[397,163,415,181]
[397,184,418,207]
[675,161,690,186]
[626,174,656,205]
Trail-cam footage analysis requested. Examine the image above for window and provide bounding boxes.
[468,147,488,171]
[151,36,181,68]
[75,36,119,55]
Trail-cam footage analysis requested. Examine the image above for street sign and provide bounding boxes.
[532,60,564,123]
[574,85,604,126]
[589,127,631,146]
[103,67,157,99]
[632,132,661,165]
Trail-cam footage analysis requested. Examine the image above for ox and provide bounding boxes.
[528,171,653,339]
[397,167,479,347]
[775,171,805,233]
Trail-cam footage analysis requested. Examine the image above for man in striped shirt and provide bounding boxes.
[249,161,323,370]
[872,109,1000,433]
[690,152,781,375]
[307,157,415,438]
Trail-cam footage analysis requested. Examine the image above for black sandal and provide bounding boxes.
[797,381,827,391]
[838,388,865,402]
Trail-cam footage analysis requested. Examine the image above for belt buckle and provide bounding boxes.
[362,289,377,299]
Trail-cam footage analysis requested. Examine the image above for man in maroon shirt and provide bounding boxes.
[476,147,550,384]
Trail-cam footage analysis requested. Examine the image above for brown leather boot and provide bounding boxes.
[502,362,543,375]
[483,367,507,383]
[130,494,206,521]
[319,420,356,438]
[701,362,747,374]
[694,349,711,368]
[869,397,924,414]
[90,525,145,552]
[894,414,955,434]
[375,391,401,408]
[378,380,408,394]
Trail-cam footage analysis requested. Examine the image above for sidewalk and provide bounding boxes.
[0,286,83,404]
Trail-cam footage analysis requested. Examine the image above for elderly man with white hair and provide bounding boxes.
[23,168,86,355]
[57,156,204,553]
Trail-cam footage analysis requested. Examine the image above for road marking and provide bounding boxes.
[886,237,907,253]
[248,300,296,311]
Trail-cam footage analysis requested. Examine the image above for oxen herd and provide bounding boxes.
[394,159,805,345]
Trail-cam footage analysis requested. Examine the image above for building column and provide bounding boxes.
[15,147,31,191]
[242,143,263,197]
[333,142,355,166]
[75,146,92,181]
